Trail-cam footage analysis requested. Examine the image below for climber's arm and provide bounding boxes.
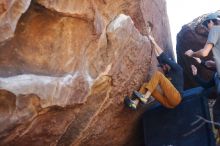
[148,35,163,57]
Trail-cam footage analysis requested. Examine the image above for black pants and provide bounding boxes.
[213,73,220,129]
[214,99,220,129]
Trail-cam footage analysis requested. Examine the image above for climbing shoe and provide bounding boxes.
[147,96,155,104]
[124,96,137,110]
[133,91,148,104]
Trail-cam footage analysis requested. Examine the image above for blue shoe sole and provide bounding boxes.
[133,91,144,99]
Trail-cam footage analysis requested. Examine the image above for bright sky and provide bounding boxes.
[166,0,220,57]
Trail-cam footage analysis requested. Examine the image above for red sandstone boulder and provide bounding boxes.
[0,0,31,42]
[0,0,172,145]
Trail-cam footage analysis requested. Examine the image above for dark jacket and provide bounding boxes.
[193,74,215,89]
[193,59,216,89]
[157,52,184,95]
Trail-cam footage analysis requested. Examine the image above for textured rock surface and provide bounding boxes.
[0,0,172,145]
[0,89,41,137]
[176,12,219,88]
[0,0,31,42]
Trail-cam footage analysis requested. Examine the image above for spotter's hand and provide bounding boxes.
[185,49,194,57]
[191,65,197,76]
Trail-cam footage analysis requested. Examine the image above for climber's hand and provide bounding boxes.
[185,49,194,57]
[191,65,197,76]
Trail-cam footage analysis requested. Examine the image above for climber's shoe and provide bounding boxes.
[124,96,137,110]
[133,91,148,104]
[147,96,155,104]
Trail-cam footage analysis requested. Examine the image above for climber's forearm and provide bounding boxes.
[152,43,163,57]
[148,35,163,56]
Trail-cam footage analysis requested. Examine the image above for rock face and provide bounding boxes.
[176,12,219,88]
[0,0,31,42]
[0,0,172,146]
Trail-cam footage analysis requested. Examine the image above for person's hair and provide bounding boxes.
[202,19,220,28]
[158,63,169,68]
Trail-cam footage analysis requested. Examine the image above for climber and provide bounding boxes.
[124,35,183,110]
[185,12,220,131]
